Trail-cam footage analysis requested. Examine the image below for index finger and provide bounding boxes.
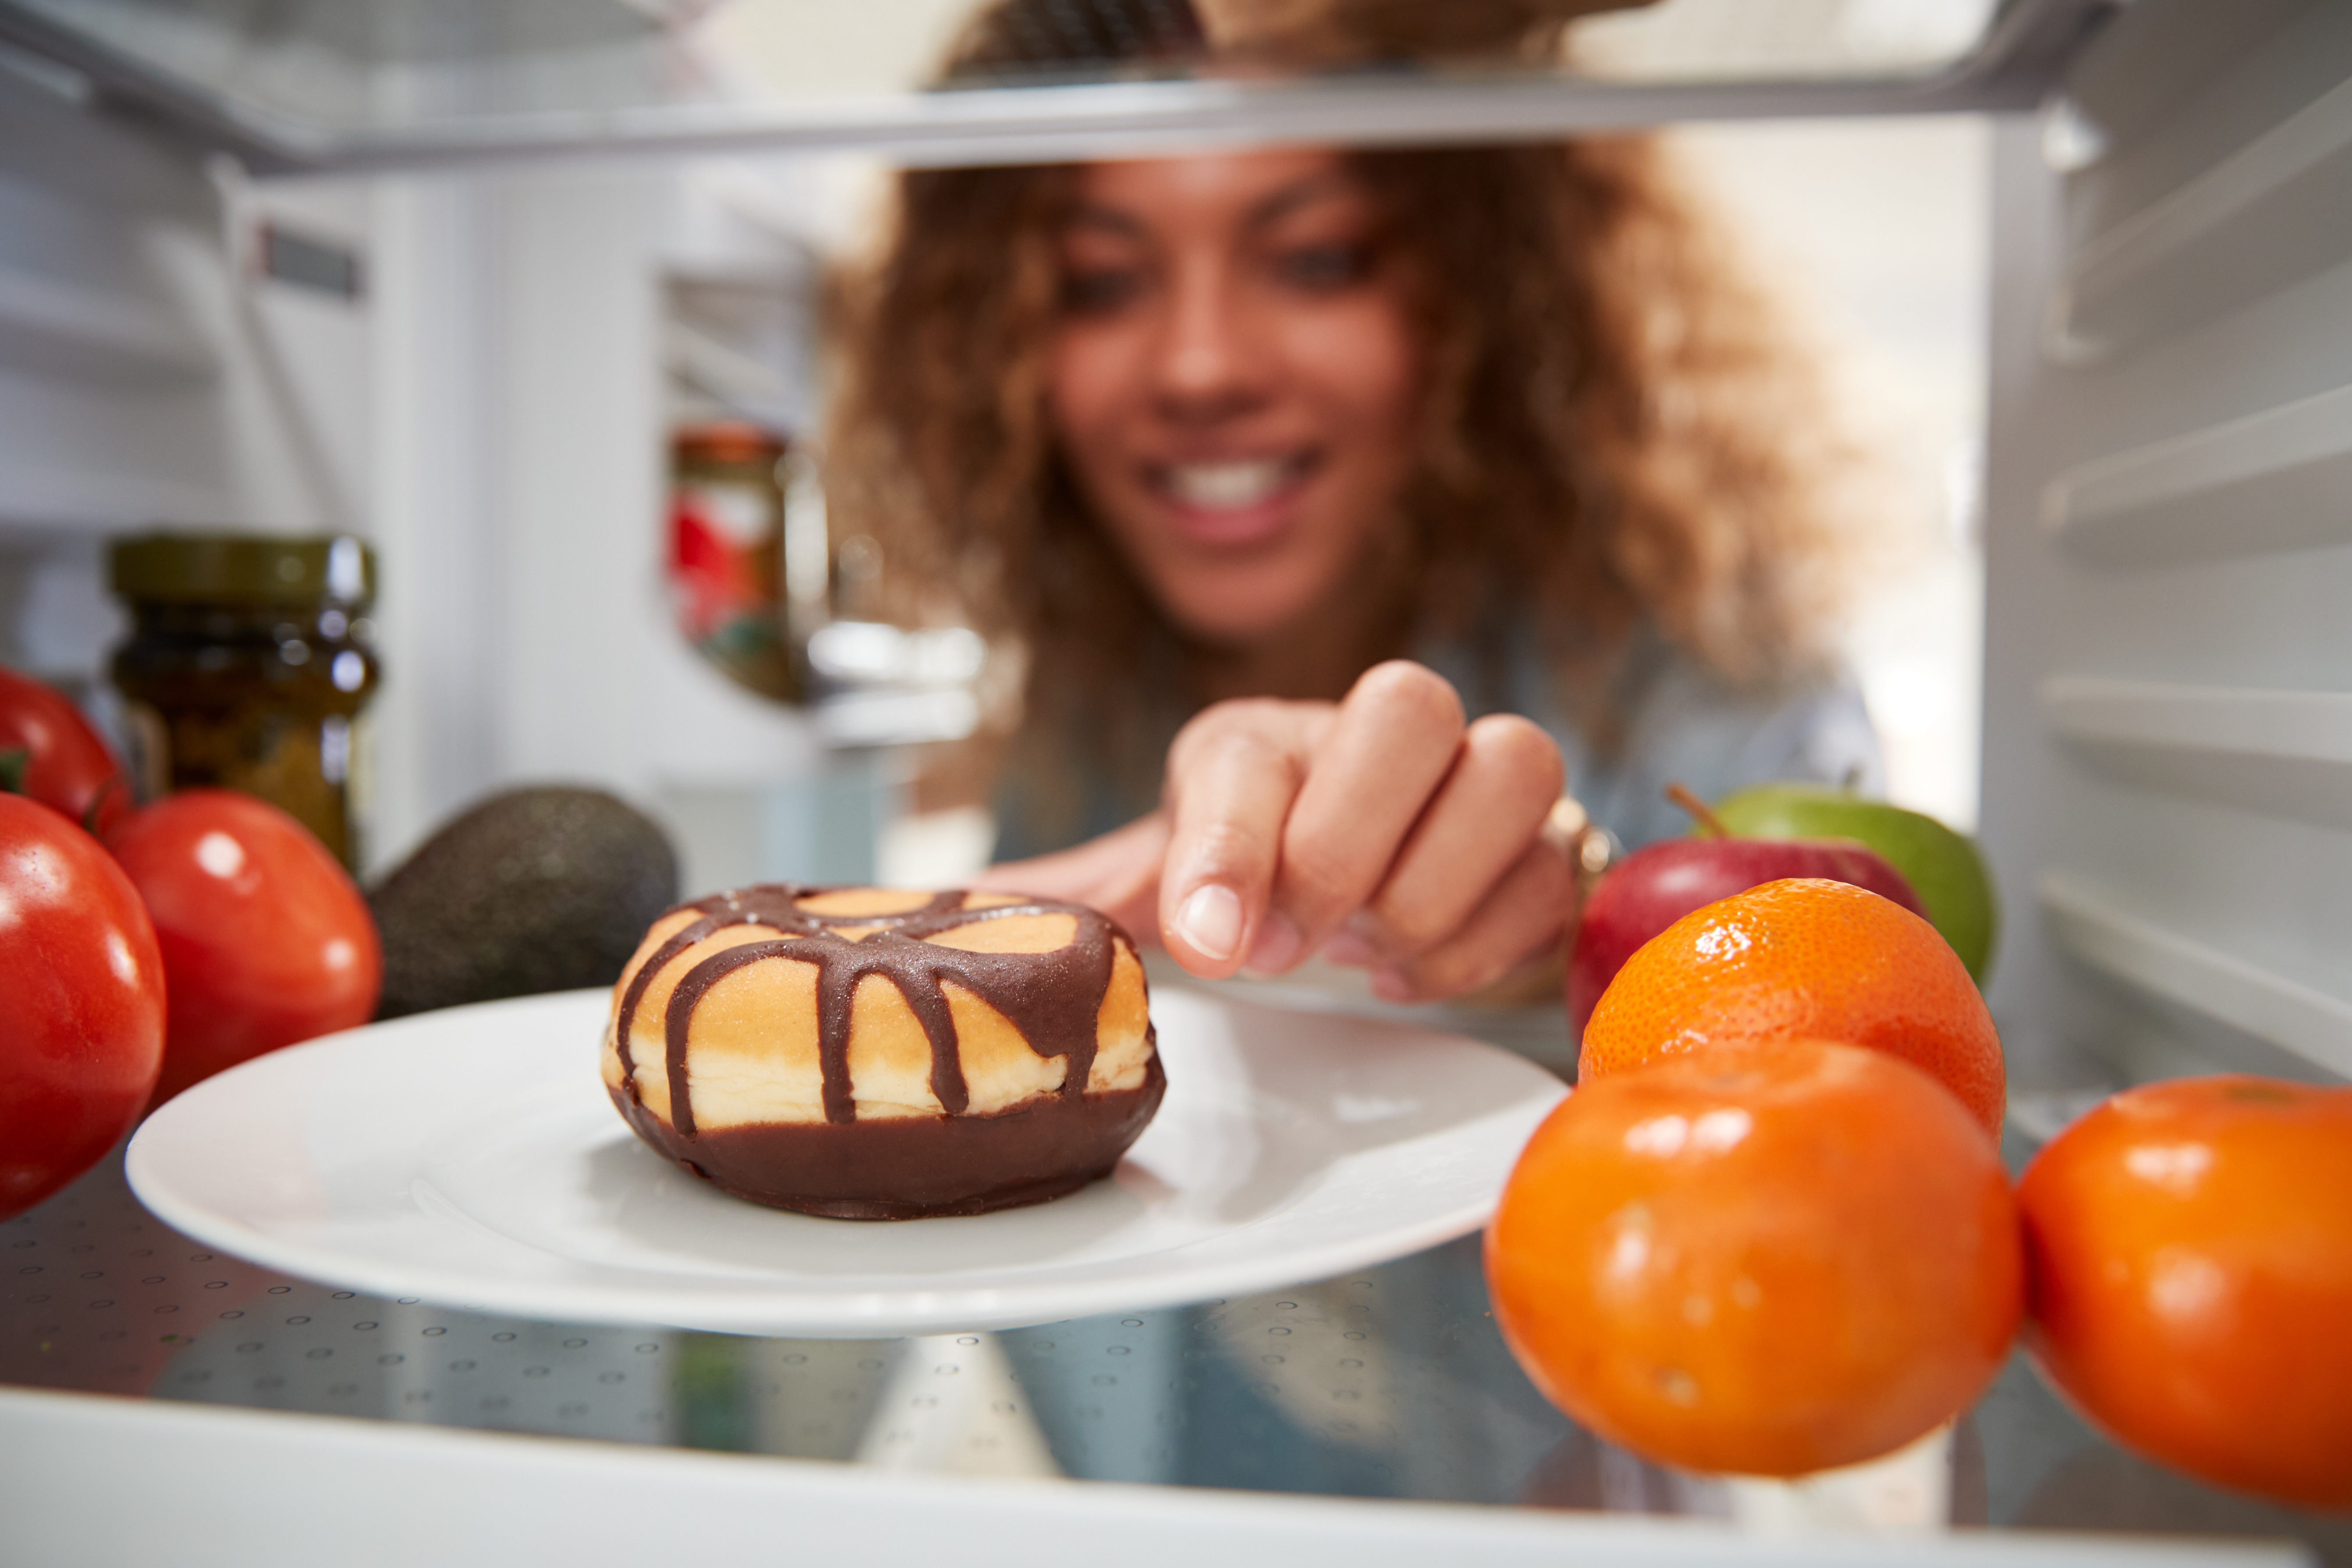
[1156,701,1328,976]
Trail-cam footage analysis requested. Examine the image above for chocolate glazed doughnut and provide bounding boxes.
[602,885,1163,1219]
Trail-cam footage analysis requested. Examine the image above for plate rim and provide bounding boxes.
[125,986,1565,1336]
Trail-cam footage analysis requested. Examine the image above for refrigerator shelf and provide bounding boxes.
[4,1137,2343,1567]
[0,0,2113,174]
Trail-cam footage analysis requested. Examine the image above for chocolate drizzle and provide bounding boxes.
[611,886,1131,1137]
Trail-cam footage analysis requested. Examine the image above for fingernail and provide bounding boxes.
[1174,883,1244,963]
[1370,966,1415,1003]
[1242,913,1304,976]
[1321,930,1377,968]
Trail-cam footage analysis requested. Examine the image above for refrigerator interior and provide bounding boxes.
[1,0,2348,1561]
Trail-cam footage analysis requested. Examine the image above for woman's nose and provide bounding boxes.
[1150,258,1268,422]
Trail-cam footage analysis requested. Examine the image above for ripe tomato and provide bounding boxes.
[107,789,381,1107]
[1488,1037,2022,1477]
[0,666,130,837]
[0,793,166,1218]
[2019,1075,2352,1510]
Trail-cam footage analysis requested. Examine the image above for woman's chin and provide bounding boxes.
[1162,590,1336,650]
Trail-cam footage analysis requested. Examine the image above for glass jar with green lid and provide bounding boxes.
[110,532,380,870]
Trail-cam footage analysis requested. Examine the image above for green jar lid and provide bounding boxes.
[110,532,376,606]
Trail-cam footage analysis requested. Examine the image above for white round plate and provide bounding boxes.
[125,986,1565,1337]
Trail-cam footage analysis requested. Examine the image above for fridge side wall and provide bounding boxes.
[1981,0,2352,1089]
[0,68,375,791]
[0,73,224,684]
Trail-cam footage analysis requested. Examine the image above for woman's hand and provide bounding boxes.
[977,661,1581,1002]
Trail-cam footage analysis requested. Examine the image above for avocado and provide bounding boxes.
[370,785,680,1019]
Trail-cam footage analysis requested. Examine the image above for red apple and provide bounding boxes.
[1568,837,1923,1037]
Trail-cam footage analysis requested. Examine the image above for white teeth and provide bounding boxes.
[1167,460,1289,510]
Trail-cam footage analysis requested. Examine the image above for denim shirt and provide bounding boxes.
[990,621,1884,862]
[1415,621,1885,852]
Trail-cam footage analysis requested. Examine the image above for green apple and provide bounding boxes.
[1704,783,1999,984]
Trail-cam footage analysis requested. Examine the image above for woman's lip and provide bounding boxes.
[1144,454,1317,546]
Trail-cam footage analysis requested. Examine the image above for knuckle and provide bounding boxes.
[1172,697,1286,752]
[1464,715,1566,800]
[1219,729,1301,788]
[1351,660,1465,734]
[1172,721,1292,788]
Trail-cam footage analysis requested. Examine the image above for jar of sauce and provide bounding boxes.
[668,422,804,704]
[110,533,379,869]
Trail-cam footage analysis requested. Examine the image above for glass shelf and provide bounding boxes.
[5,1130,2346,1561]
[0,0,2112,172]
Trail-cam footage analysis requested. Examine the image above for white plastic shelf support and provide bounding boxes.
[2042,381,2352,567]
[2040,873,2352,1080]
[2049,72,2352,361]
[0,256,210,383]
[2040,677,2352,832]
[2042,677,2352,763]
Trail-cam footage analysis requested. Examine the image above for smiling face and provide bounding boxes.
[1046,150,1423,666]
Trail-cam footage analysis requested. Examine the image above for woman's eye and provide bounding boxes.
[1061,267,1143,315]
[1275,243,1366,291]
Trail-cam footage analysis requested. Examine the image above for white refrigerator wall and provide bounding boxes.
[362,159,840,878]
[0,65,834,879]
[1980,0,2352,1089]
[0,70,224,677]
[367,160,831,878]
[0,74,375,770]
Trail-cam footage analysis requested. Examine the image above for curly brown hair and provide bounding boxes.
[826,131,1862,755]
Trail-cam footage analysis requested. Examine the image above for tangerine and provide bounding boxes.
[2018,1075,2352,1510]
[1487,1037,2021,1476]
[1580,878,2004,1138]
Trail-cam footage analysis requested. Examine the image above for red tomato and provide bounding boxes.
[0,666,130,837]
[107,789,382,1107]
[0,794,166,1218]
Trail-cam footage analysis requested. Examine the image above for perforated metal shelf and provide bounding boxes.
[4,1143,2346,1562]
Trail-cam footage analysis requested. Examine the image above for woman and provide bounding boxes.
[824,7,1880,1003]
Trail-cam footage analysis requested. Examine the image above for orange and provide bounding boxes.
[1486,1037,2022,1477]
[1580,878,2004,1138]
[2019,1075,2352,1510]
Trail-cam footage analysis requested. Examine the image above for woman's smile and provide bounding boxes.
[1145,451,1322,545]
